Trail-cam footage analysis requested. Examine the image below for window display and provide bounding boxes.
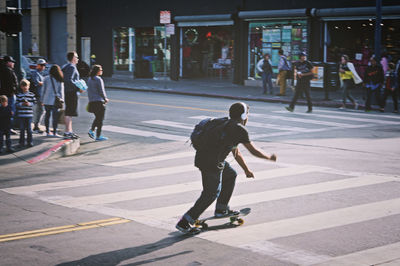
[248,20,307,80]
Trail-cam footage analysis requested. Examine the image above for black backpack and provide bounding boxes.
[190,117,230,150]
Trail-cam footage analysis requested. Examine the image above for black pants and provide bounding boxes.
[365,86,382,111]
[290,79,312,111]
[382,88,398,111]
[44,105,59,134]
[90,101,105,138]
[0,129,11,149]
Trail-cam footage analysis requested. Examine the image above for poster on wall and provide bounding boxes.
[292,28,302,41]
[271,49,280,66]
[282,26,292,42]
[262,29,271,42]
[302,29,307,43]
[270,29,281,42]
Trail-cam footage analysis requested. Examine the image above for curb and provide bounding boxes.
[106,85,344,109]
[27,138,80,164]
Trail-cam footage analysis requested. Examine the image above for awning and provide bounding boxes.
[174,14,233,27]
[311,6,400,21]
[238,9,307,20]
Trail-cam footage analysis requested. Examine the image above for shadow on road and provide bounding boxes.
[56,233,194,266]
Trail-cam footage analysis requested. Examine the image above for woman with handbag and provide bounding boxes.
[339,55,362,109]
[87,65,109,141]
[41,65,64,137]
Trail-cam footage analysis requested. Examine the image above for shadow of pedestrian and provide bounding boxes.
[56,233,194,266]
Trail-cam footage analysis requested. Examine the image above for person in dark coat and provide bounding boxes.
[0,55,18,132]
[0,95,14,153]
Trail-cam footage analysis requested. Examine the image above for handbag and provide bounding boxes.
[51,77,64,109]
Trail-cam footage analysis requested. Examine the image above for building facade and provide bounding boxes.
[3,0,400,87]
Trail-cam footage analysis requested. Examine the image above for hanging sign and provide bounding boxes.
[160,11,171,24]
[166,23,175,36]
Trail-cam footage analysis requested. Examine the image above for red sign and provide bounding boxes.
[160,11,171,24]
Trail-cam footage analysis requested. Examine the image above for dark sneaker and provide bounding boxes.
[176,218,200,235]
[214,209,240,218]
[285,106,294,112]
[27,143,33,147]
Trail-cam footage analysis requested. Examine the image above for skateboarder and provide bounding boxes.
[176,102,277,234]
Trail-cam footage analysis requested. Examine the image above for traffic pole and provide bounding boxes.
[374,0,382,62]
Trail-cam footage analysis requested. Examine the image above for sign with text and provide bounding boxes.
[166,23,175,36]
[160,10,171,24]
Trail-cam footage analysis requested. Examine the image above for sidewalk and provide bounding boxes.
[104,74,370,109]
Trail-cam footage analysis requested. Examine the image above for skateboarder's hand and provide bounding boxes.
[245,170,254,178]
[269,154,277,161]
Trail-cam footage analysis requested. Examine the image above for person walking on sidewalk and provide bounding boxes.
[256,54,274,95]
[381,62,398,113]
[364,56,384,112]
[277,49,291,96]
[338,55,362,109]
[0,95,15,153]
[42,65,64,137]
[62,51,83,139]
[16,79,36,147]
[0,56,18,134]
[286,52,314,113]
[176,102,277,234]
[31,59,47,133]
[87,65,109,141]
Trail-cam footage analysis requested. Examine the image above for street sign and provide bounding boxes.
[160,10,171,24]
[166,24,175,36]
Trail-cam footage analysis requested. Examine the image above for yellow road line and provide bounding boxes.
[0,217,131,243]
[107,99,227,113]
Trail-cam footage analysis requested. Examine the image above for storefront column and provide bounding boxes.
[170,25,180,81]
[30,0,40,56]
[233,19,248,85]
[0,0,6,55]
[66,0,76,52]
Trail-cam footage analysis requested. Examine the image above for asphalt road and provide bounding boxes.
[1,88,400,266]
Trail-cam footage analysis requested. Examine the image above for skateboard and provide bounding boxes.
[194,208,251,230]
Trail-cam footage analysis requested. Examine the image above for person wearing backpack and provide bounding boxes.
[277,49,291,96]
[176,102,277,234]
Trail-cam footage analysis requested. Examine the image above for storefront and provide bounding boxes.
[315,6,400,78]
[175,14,234,80]
[238,9,309,84]
[113,26,171,78]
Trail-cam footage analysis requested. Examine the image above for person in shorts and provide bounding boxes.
[62,51,83,139]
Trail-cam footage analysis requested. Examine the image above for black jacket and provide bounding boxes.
[364,65,384,85]
[0,64,18,97]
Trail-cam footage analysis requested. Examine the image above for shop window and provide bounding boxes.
[181,26,234,79]
[113,27,134,71]
[248,20,307,80]
[326,20,400,78]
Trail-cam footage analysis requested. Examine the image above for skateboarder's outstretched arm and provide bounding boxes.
[243,142,276,162]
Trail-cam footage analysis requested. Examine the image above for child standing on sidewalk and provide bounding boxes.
[16,79,36,147]
[0,95,14,153]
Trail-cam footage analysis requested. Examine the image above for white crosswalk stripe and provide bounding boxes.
[2,150,400,265]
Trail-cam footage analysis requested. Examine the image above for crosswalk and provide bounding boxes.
[101,108,400,142]
[2,147,400,265]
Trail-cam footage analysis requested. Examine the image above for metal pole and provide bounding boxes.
[164,25,167,81]
[375,0,382,62]
[11,0,23,80]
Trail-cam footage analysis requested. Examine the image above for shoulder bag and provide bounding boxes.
[51,77,64,109]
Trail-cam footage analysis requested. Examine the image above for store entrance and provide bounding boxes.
[181,26,233,79]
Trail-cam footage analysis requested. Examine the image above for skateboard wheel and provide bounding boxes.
[202,223,209,230]
[237,218,244,225]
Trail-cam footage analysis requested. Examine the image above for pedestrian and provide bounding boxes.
[338,55,362,109]
[41,65,64,137]
[0,95,15,153]
[364,56,384,112]
[176,102,277,234]
[62,51,84,139]
[16,79,36,147]
[381,62,398,113]
[256,54,274,95]
[0,55,18,134]
[276,49,291,96]
[285,52,314,113]
[87,65,109,141]
[31,58,47,133]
